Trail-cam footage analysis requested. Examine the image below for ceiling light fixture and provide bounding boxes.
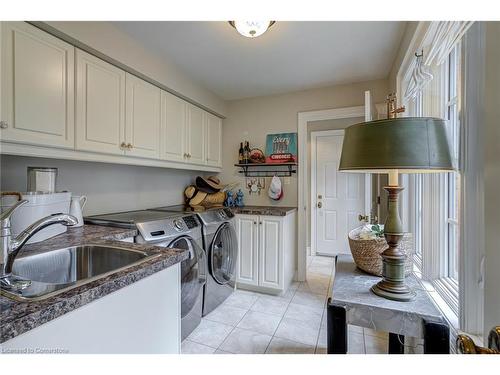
[228,21,276,38]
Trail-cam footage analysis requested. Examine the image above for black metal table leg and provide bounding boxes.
[389,333,405,354]
[327,299,347,354]
[423,319,450,354]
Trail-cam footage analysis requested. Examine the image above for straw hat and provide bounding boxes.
[196,176,224,193]
[184,185,207,206]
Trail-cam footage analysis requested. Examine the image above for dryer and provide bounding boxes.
[149,205,238,316]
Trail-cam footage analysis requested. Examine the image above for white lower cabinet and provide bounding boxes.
[236,212,297,294]
[1,264,181,354]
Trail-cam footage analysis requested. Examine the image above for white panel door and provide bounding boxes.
[205,113,222,167]
[186,104,205,165]
[0,22,74,148]
[259,216,282,289]
[161,91,186,163]
[75,49,126,155]
[314,131,365,255]
[125,73,161,159]
[236,215,259,286]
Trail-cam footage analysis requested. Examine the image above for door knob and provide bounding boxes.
[127,143,133,150]
[120,142,127,149]
[0,121,8,129]
[317,202,322,208]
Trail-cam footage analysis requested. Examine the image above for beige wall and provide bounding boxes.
[219,79,388,208]
[483,21,500,339]
[306,117,364,248]
[45,21,227,117]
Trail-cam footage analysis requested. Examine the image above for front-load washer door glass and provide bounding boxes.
[171,236,206,318]
[210,223,237,285]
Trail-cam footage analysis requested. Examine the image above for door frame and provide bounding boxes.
[297,106,366,281]
[310,129,345,256]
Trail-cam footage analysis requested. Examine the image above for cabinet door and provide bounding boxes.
[205,113,222,167]
[125,73,161,159]
[161,91,186,162]
[1,22,74,148]
[75,49,126,155]
[186,104,205,165]
[259,216,283,289]
[236,215,259,286]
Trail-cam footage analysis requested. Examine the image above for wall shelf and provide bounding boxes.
[234,162,297,177]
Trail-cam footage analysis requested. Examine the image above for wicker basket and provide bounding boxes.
[348,226,414,276]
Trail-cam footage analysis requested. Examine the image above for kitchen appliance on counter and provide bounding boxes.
[27,167,58,193]
[85,209,206,340]
[0,191,72,244]
[149,205,237,316]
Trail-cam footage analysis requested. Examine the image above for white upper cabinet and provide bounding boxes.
[0,23,223,172]
[161,91,186,163]
[0,22,75,148]
[75,49,126,155]
[186,104,205,165]
[125,73,161,159]
[205,113,222,167]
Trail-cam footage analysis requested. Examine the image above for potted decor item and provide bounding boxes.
[348,224,414,277]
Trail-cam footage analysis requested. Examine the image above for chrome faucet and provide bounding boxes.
[0,200,77,288]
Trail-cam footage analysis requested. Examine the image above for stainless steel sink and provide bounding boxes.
[1,244,158,301]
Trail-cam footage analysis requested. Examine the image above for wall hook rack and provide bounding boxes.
[234,162,297,177]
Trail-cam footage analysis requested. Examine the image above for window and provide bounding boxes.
[445,44,461,282]
[403,43,462,317]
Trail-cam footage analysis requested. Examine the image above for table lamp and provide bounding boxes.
[339,117,454,301]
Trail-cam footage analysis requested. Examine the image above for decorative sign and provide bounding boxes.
[265,132,298,163]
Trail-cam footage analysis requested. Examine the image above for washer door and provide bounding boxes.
[170,236,206,319]
[209,222,237,285]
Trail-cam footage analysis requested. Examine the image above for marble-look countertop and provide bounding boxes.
[233,206,297,216]
[0,225,188,343]
[330,255,444,338]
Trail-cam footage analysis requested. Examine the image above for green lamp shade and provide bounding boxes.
[339,117,454,173]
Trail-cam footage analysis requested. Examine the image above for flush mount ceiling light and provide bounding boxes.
[228,21,276,38]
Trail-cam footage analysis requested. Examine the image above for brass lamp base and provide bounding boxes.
[371,185,416,302]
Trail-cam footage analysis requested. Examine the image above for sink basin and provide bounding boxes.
[1,244,158,301]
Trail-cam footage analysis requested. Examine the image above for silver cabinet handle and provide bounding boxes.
[127,143,133,150]
[0,121,8,129]
[120,142,127,149]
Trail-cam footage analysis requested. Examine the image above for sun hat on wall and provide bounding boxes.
[268,175,283,201]
[196,176,225,194]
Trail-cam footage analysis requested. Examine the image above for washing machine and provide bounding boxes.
[85,209,206,340]
[149,205,238,316]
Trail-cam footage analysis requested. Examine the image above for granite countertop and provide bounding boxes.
[233,205,297,216]
[0,225,189,343]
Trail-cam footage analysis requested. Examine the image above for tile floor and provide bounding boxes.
[182,255,389,354]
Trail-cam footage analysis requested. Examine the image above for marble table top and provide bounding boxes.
[0,225,188,343]
[233,206,297,217]
[330,255,444,338]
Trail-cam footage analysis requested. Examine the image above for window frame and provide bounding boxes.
[402,42,461,319]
